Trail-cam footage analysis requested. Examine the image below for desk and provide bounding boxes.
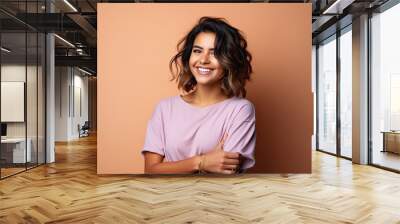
[1,138,31,163]
[382,131,400,154]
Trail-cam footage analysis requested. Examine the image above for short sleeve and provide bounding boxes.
[223,102,256,170]
[141,102,165,156]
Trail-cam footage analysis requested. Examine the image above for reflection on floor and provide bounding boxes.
[373,150,400,171]
[0,167,25,177]
[0,162,41,178]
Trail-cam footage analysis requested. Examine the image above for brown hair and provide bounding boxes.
[169,17,253,97]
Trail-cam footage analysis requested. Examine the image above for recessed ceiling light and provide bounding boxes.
[77,67,93,76]
[1,47,11,53]
[323,0,355,15]
[54,34,75,48]
[63,0,78,12]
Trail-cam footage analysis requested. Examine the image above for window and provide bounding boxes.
[317,35,337,154]
[371,2,400,171]
[339,27,352,158]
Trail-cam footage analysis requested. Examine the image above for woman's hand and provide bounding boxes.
[201,134,240,174]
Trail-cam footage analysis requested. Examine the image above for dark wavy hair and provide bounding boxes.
[169,17,252,97]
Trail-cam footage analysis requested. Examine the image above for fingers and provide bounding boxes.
[224,152,239,159]
[221,168,237,174]
[222,164,238,170]
[222,158,240,165]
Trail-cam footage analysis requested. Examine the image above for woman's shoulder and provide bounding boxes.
[229,97,255,109]
[157,95,180,105]
[228,97,255,119]
[153,95,181,111]
[230,97,253,105]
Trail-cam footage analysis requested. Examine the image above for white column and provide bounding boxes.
[45,0,55,163]
[312,45,316,151]
[46,32,55,163]
[352,14,369,164]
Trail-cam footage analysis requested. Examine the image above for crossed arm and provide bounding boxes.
[144,134,242,174]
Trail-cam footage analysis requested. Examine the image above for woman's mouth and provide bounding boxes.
[197,67,214,75]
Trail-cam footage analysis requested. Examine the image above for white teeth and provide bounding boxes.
[198,67,211,72]
[197,67,212,75]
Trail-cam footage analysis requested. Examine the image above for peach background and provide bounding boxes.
[97,3,312,174]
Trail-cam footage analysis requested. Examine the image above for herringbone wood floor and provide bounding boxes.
[1,134,400,223]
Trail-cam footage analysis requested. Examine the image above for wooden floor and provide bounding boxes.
[0,167,26,178]
[1,134,400,223]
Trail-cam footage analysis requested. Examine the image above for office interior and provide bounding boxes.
[0,0,97,179]
[0,0,399,222]
[313,0,400,172]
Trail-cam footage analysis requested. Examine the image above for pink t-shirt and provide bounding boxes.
[142,95,256,170]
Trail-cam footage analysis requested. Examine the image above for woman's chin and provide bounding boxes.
[195,79,216,86]
[194,74,216,83]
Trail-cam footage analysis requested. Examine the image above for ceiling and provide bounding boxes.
[0,0,393,75]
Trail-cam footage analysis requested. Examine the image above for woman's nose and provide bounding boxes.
[200,53,210,64]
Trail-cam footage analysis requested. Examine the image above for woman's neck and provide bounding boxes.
[188,84,228,107]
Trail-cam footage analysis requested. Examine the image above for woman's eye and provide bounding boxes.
[193,49,201,53]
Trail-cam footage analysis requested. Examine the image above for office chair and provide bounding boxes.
[79,121,90,138]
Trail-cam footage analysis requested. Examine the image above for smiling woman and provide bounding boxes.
[189,32,224,87]
[141,17,255,175]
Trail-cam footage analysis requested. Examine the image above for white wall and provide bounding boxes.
[55,66,70,141]
[55,67,89,141]
[72,73,89,138]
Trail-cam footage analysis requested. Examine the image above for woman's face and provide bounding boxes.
[189,32,224,87]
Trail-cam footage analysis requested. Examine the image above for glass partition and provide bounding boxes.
[1,31,28,177]
[0,1,46,179]
[27,31,38,169]
[317,35,337,154]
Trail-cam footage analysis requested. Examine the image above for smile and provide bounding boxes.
[197,67,214,75]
